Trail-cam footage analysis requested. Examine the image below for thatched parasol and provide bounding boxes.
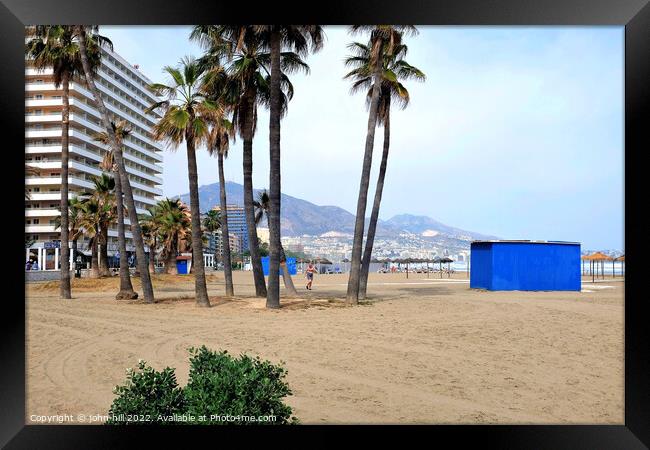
[440,257,454,278]
[583,252,612,281]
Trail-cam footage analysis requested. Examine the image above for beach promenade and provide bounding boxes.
[26,272,623,424]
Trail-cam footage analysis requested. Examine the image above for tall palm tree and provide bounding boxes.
[73,25,155,303]
[77,197,102,278]
[190,25,270,298]
[146,57,218,307]
[89,173,117,277]
[200,65,236,297]
[54,196,85,267]
[139,206,160,274]
[94,121,138,299]
[26,25,102,299]
[345,41,425,299]
[202,208,221,268]
[207,121,235,297]
[344,25,418,305]
[254,190,298,297]
[252,26,324,309]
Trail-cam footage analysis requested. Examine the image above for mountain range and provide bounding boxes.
[177,181,497,241]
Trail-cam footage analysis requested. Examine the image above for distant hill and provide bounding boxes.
[176,181,495,240]
[384,214,498,241]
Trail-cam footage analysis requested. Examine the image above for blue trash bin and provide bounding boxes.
[176,259,189,274]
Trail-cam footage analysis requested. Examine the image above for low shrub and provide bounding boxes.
[184,346,296,424]
[106,360,185,425]
[106,347,296,425]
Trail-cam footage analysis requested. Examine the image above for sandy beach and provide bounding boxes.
[25,271,624,424]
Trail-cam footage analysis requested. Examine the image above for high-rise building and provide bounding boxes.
[212,205,249,252]
[25,44,163,270]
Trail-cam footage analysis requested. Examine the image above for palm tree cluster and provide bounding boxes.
[26,25,156,302]
[140,198,192,276]
[29,25,424,310]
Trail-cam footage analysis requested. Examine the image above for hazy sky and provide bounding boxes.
[102,26,624,250]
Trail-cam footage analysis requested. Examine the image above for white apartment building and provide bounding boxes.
[25,45,163,270]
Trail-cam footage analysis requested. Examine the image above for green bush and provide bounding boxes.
[106,347,296,425]
[106,360,185,425]
[184,346,296,424]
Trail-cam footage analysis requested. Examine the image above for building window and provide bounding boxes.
[33,219,39,224]
[35,94,43,100]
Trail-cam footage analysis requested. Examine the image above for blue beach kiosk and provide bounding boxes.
[470,240,581,291]
[261,257,297,276]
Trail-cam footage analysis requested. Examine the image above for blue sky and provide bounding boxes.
[101,26,624,250]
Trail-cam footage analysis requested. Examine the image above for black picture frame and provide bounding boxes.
[2,0,647,447]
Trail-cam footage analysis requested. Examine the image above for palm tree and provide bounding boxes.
[94,121,138,299]
[153,198,191,275]
[77,197,102,278]
[139,206,160,274]
[26,25,101,299]
[251,26,324,308]
[73,25,155,303]
[344,26,418,305]
[146,57,218,307]
[200,64,236,297]
[190,25,270,298]
[54,196,85,268]
[89,174,117,277]
[254,190,298,297]
[345,41,425,299]
[202,208,221,268]
[207,121,235,297]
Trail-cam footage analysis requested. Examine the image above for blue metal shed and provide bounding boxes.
[261,257,297,276]
[470,240,581,291]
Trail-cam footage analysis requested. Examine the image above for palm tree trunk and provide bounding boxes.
[114,167,137,299]
[75,26,155,303]
[90,237,99,278]
[59,73,72,299]
[99,226,111,277]
[72,238,78,266]
[149,250,155,274]
[359,107,390,300]
[280,244,298,297]
[346,48,384,305]
[218,152,234,297]
[242,90,267,297]
[267,30,282,309]
[185,130,210,307]
[164,238,178,275]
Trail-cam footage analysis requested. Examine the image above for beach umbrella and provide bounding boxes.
[440,257,454,278]
[583,252,612,282]
[614,255,625,277]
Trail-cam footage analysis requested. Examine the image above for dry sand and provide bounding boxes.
[25,272,624,424]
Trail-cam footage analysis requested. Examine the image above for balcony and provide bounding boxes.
[26,145,164,185]
[25,224,57,233]
[25,209,59,218]
[26,97,164,162]
[25,127,163,171]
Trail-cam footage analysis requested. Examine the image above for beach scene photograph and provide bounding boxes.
[24,25,624,425]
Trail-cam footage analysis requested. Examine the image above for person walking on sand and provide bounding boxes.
[305,262,317,290]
